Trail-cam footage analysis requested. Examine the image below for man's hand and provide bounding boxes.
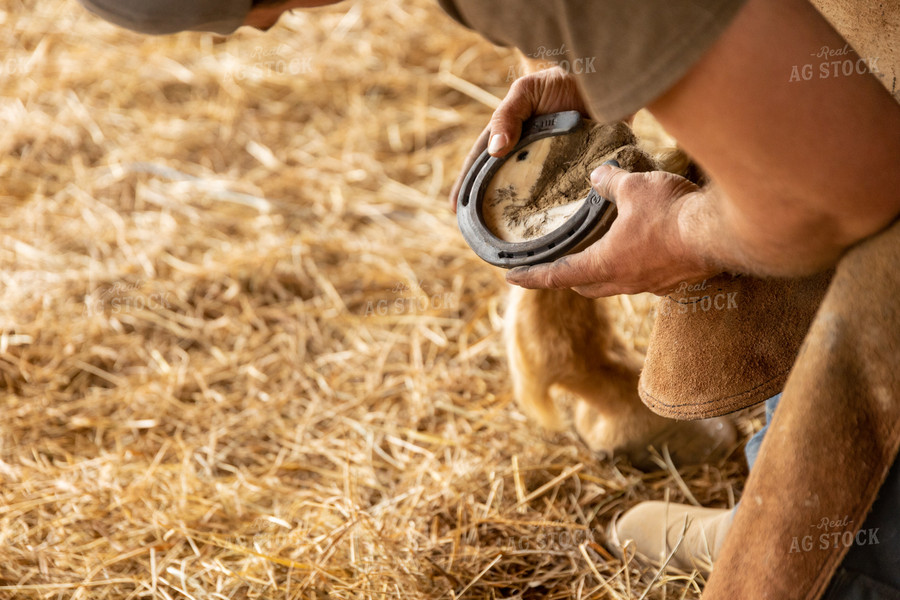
[449,67,590,212]
[506,164,720,297]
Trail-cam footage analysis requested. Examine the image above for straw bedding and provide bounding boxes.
[0,1,760,597]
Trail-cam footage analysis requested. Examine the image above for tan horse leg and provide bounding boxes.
[505,286,737,469]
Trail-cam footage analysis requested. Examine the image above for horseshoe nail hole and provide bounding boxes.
[516,150,529,162]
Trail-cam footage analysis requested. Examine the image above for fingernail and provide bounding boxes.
[488,133,507,155]
[506,266,528,282]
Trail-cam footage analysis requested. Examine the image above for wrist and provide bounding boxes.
[674,187,729,278]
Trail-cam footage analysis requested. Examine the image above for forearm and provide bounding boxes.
[676,183,847,276]
[649,0,900,276]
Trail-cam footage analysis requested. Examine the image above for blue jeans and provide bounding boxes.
[743,395,900,599]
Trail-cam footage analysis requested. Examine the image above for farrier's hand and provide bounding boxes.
[506,164,721,297]
[449,67,590,212]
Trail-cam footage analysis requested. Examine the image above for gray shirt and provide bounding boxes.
[437,0,899,120]
[437,0,749,122]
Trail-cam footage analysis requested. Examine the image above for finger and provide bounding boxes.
[505,247,611,290]
[449,125,491,213]
[590,163,634,204]
[487,77,541,157]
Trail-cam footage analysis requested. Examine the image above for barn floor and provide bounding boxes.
[0,1,758,597]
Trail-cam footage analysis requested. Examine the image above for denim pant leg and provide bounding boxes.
[743,393,780,470]
[741,394,900,598]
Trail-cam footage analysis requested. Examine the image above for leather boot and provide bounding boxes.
[608,501,734,575]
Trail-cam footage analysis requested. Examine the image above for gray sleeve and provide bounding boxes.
[437,0,749,123]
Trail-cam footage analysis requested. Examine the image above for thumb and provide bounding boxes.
[486,82,540,157]
[590,160,630,204]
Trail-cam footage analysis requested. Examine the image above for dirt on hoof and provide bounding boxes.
[483,120,655,242]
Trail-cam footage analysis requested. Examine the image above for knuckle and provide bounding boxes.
[508,76,531,93]
[595,169,628,199]
[592,255,613,282]
[615,171,644,195]
[541,271,559,288]
[547,65,569,78]
[489,111,510,125]
[542,267,566,289]
[649,170,696,195]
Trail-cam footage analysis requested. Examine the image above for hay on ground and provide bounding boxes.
[0,1,760,598]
